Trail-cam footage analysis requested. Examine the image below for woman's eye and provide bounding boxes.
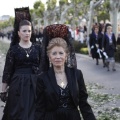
[52,52,57,55]
[23,30,26,32]
[28,30,31,33]
[59,52,64,54]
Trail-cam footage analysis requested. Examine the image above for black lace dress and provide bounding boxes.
[2,43,41,120]
[44,84,81,120]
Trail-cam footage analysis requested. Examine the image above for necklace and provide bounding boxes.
[24,48,32,57]
[55,72,67,88]
[19,43,32,58]
[60,81,65,88]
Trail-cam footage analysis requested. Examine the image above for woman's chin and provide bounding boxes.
[53,64,64,67]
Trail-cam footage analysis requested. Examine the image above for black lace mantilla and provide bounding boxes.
[11,7,35,47]
[41,24,77,71]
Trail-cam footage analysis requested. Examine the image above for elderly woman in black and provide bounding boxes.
[35,24,96,120]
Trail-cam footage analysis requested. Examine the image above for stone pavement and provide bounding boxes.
[76,53,120,95]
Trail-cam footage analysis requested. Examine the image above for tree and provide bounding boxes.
[43,0,57,25]
[33,0,45,18]
[87,0,103,36]
[95,0,110,22]
[110,0,120,37]
[59,0,69,6]
[31,0,45,27]
[46,0,57,10]
[86,0,103,56]
[0,17,14,29]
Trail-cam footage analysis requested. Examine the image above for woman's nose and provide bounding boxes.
[56,54,61,58]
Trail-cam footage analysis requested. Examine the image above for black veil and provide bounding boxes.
[40,24,77,72]
[10,7,35,47]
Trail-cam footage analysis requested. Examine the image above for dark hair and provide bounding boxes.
[93,24,99,30]
[19,20,31,30]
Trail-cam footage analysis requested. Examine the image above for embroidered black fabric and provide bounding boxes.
[41,24,77,72]
[10,7,35,47]
[2,43,41,84]
[58,85,76,109]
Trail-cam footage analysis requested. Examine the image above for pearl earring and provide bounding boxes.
[49,61,52,67]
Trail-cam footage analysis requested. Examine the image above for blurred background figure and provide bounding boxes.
[102,24,117,71]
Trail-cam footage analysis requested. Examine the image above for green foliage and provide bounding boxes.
[0,41,9,54]
[115,45,120,63]
[80,47,88,54]
[97,11,110,22]
[64,20,69,24]
[33,0,45,17]
[59,0,69,6]
[30,9,34,15]
[70,0,82,4]
[95,0,110,22]
[68,8,74,15]
[73,41,87,53]
[46,0,57,10]
[0,17,14,29]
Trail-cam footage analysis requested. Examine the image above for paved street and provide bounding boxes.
[0,39,120,119]
[76,53,120,95]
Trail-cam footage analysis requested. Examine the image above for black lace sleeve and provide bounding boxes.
[2,47,15,84]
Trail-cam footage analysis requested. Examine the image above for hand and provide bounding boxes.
[91,45,94,49]
[95,44,98,48]
[0,91,7,102]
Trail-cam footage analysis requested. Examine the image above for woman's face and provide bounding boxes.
[18,25,32,42]
[48,46,67,68]
[107,27,112,33]
[94,28,98,34]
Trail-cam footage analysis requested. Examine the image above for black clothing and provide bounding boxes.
[98,33,104,49]
[103,33,116,57]
[11,7,35,47]
[2,43,41,84]
[117,37,120,45]
[89,32,100,59]
[58,85,76,109]
[98,33,105,62]
[35,67,96,120]
[2,43,41,120]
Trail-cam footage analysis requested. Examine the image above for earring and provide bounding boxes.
[49,61,52,67]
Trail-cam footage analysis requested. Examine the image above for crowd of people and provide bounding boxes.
[0,7,96,120]
[68,25,87,44]
[89,23,120,71]
[68,22,120,72]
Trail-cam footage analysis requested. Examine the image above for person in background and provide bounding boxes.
[117,33,120,45]
[102,24,116,71]
[98,24,106,67]
[89,25,100,65]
